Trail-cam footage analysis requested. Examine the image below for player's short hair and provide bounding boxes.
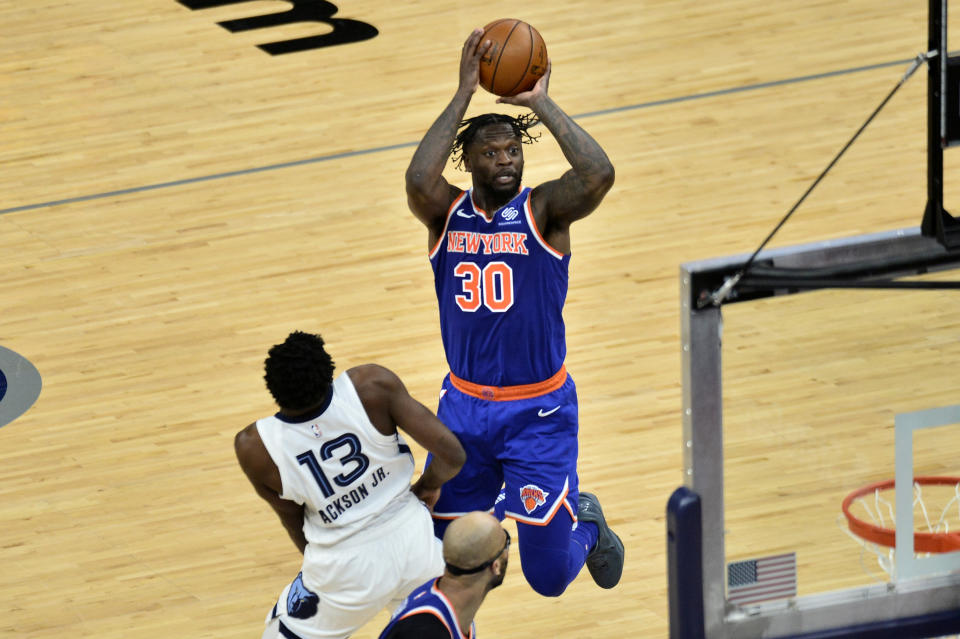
[263,331,336,411]
[451,113,540,170]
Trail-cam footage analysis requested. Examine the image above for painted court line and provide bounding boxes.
[0,58,916,217]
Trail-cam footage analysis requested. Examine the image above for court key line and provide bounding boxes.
[0,57,914,217]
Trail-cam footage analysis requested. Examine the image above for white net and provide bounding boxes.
[841,478,960,581]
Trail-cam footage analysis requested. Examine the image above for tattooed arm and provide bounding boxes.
[499,62,615,253]
[406,29,492,245]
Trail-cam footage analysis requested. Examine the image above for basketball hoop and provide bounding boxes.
[841,476,960,579]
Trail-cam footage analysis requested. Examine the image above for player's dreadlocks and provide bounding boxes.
[451,113,540,170]
[264,331,336,412]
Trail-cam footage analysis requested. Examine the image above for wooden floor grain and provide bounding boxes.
[2,1,958,637]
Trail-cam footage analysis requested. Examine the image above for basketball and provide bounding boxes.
[478,19,548,97]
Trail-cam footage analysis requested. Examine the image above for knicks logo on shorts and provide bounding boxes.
[520,484,549,514]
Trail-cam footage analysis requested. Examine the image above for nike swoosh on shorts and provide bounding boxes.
[538,406,561,417]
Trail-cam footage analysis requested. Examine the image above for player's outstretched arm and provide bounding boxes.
[234,424,308,554]
[500,62,615,226]
[406,29,491,237]
[349,365,466,510]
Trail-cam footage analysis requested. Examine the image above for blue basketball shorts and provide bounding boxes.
[428,370,580,527]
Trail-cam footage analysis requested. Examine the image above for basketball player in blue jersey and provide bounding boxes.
[404,28,624,597]
[379,511,509,639]
[234,331,467,639]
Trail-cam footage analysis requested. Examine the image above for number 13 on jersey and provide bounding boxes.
[454,261,514,312]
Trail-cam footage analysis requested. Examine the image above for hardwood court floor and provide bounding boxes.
[1,1,956,637]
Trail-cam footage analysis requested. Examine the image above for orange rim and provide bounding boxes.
[842,476,960,553]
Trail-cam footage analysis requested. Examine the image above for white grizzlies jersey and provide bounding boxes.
[256,370,418,547]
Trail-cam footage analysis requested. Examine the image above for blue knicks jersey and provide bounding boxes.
[430,187,569,386]
[379,578,476,639]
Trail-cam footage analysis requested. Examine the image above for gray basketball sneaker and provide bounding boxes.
[578,492,625,588]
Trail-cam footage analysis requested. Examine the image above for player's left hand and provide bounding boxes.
[497,59,551,106]
[412,479,442,511]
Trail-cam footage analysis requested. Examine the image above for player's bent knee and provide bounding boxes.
[521,560,569,597]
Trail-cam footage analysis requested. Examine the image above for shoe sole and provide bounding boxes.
[580,492,625,589]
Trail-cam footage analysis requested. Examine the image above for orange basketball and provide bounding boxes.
[478,19,548,97]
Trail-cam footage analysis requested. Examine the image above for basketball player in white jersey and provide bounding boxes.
[234,331,467,639]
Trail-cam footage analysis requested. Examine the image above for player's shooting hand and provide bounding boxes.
[497,59,552,106]
[459,28,492,94]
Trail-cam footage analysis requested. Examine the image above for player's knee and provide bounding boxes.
[521,559,569,597]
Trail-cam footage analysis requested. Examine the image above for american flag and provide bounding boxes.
[727,552,797,606]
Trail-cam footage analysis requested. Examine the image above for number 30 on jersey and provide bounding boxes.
[454,261,514,312]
